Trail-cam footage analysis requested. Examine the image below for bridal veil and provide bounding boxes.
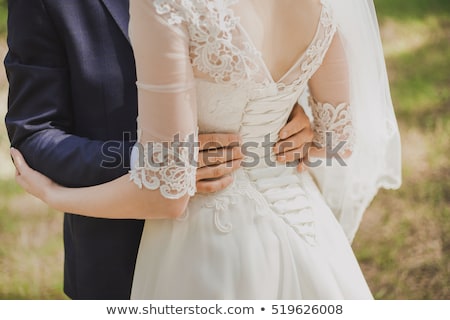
[307,0,402,242]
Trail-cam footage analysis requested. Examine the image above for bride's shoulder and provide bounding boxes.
[288,0,327,37]
[149,0,191,25]
[151,0,213,13]
[151,0,238,27]
[297,0,325,18]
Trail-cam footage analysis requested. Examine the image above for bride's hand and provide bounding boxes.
[274,103,313,172]
[10,147,60,203]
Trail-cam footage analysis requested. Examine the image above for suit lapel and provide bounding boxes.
[101,0,130,43]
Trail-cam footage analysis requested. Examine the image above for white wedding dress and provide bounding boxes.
[127,0,375,299]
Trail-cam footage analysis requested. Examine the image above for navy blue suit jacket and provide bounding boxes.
[5,0,144,299]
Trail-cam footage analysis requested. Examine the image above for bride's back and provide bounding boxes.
[233,0,323,82]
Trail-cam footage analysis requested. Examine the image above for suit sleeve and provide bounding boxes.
[4,0,133,187]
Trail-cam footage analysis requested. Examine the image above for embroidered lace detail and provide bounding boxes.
[153,0,260,86]
[194,175,268,233]
[309,96,355,155]
[129,130,198,199]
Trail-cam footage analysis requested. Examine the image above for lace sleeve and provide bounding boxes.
[309,97,354,155]
[128,0,198,199]
[308,32,354,157]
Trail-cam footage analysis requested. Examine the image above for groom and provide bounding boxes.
[4,0,313,299]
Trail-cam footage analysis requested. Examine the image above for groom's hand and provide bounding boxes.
[196,133,243,193]
[274,103,313,172]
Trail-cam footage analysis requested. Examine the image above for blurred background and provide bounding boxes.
[0,0,449,299]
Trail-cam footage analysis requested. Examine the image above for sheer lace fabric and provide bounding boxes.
[309,97,354,155]
[128,0,198,198]
[129,128,197,199]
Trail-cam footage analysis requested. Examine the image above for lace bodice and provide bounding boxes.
[128,0,354,201]
[153,0,336,89]
[154,0,257,85]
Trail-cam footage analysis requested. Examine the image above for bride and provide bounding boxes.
[10,0,401,299]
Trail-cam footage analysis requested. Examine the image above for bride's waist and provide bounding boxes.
[238,138,299,170]
[186,166,318,237]
[241,166,314,193]
[195,166,315,202]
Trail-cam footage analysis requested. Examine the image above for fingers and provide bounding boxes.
[275,104,313,164]
[10,148,30,191]
[196,175,234,194]
[198,133,242,151]
[196,133,243,194]
[278,104,309,139]
[296,156,309,173]
[196,159,241,193]
[196,159,242,181]
[277,146,308,163]
[273,128,314,156]
[198,145,243,168]
[10,148,56,202]
[274,128,314,164]
[10,147,26,176]
[296,161,305,173]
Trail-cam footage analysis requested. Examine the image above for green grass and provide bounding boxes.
[0,178,22,198]
[375,0,450,21]
[0,189,66,299]
[0,0,6,36]
[350,1,450,299]
[0,180,22,236]
[387,23,450,129]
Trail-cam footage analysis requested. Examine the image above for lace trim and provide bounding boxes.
[129,130,198,199]
[194,176,268,233]
[309,96,355,155]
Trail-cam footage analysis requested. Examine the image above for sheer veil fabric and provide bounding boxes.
[306,0,402,242]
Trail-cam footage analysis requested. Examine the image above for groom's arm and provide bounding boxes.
[5,0,131,188]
